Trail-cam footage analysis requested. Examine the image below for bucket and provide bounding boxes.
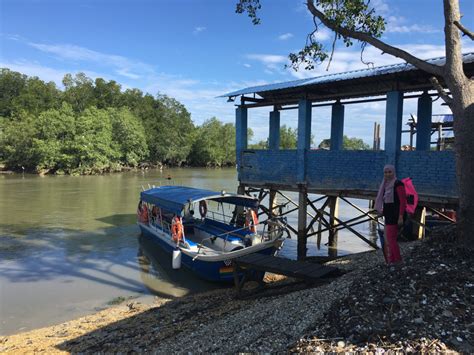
[172,249,181,269]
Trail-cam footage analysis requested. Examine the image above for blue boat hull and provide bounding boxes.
[139,225,275,282]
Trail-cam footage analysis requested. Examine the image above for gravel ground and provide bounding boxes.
[1,225,471,353]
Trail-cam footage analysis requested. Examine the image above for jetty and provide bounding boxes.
[221,53,474,260]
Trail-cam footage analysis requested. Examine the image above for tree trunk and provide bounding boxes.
[449,81,474,251]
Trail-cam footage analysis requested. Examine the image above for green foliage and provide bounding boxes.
[12,77,61,116]
[236,0,386,71]
[279,125,298,149]
[188,118,236,167]
[62,73,96,112]
[32,103,76,173]
[0,69,239,173]
[343,135,370,150]
[0,69,27,117]
[249,140,268,149]
[94,78,122,109]
[318,135,370,150]
[249,125,299,149]
[109,107,148,167]
[0,111,38,170]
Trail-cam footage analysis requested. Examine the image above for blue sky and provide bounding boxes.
[1,0,473,145]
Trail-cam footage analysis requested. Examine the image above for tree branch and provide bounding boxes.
[306,0,444,77]
[454,20,474,40]
[430,76,453,106]
[443,0,464,80]
[326,32,337,71]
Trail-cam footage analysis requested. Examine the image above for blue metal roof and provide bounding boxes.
[140,185,259,214]
[220,53,474,98]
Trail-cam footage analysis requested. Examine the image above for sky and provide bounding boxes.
[1,0,474,146]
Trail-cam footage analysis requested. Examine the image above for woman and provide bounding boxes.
[375,165,407,264]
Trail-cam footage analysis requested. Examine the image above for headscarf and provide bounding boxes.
[375,164,397,213]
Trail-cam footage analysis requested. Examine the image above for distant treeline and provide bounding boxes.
[0,69,237,174]
[0,69,370,175]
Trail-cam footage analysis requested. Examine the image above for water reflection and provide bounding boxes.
[137,234,219,299]
[0,167,379,335]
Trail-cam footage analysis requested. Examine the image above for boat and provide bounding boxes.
[137,185,287,282]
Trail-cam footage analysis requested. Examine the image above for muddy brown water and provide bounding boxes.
[0,168,377,335]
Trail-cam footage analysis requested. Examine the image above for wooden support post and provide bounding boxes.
[330,102,344,151]
[297,185,308,260]
[416,92,432,151]
[232,184,246,225]
[317,219,322,250]
[268,189,278,234]
[328,196,339,257]
[412,206,426,239]
[385,91,403,165]
[235,107,248,181]
[269,189,277,216]
[269,110,280,150]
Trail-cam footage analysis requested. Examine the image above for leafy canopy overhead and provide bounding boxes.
[236,0,385,70]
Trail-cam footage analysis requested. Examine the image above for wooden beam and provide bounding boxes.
[297,185,308,260]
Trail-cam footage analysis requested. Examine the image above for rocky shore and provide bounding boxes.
[1,226,472,353]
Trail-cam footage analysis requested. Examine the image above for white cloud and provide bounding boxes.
[116,68,141,79]
[243,63,251,68]
[3,33,25,41]
[385,16,440,34]
[368,0,391,16]
[387,24,439,34]
[312,27,332,41]
[26,41,152,79]
[278,33,293,41]
[246,54,287,65]
[193,26,206,35]
[0,59,106,86]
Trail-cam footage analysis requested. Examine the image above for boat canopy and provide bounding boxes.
[140,186,259,215]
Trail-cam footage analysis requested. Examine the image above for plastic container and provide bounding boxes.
[172,249,181,269]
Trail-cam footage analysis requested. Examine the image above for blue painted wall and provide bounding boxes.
[239,149,458,199]
[306,150,386,190]
[269,110,280,150]
[240,150,297,185]
[397,151,457,197]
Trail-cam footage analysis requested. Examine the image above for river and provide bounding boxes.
[0,168,377,335]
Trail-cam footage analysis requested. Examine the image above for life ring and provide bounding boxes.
[245,209,258,234]
[139,204,149,223]
[199,200,208,218]
[137,201,142,219]
[171,216,184,243]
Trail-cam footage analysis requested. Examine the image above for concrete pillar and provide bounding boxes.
[236,107,248,180]
[384,91,404,164]
[416,92,432,151]
[330,102,345,150]
[269,110,280,150]
[297,185,308,260]
[297,99,312,183]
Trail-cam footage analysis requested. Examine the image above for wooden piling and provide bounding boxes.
[297,185,308,260]
[328,196,339,258]
[412,206,426,239]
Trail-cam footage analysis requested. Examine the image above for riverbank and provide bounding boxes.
[1,225,471,353]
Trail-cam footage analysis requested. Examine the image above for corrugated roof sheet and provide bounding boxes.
[219,53,474,98]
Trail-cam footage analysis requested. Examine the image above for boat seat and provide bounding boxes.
[203,218,251,237]
[194,222,243,242]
